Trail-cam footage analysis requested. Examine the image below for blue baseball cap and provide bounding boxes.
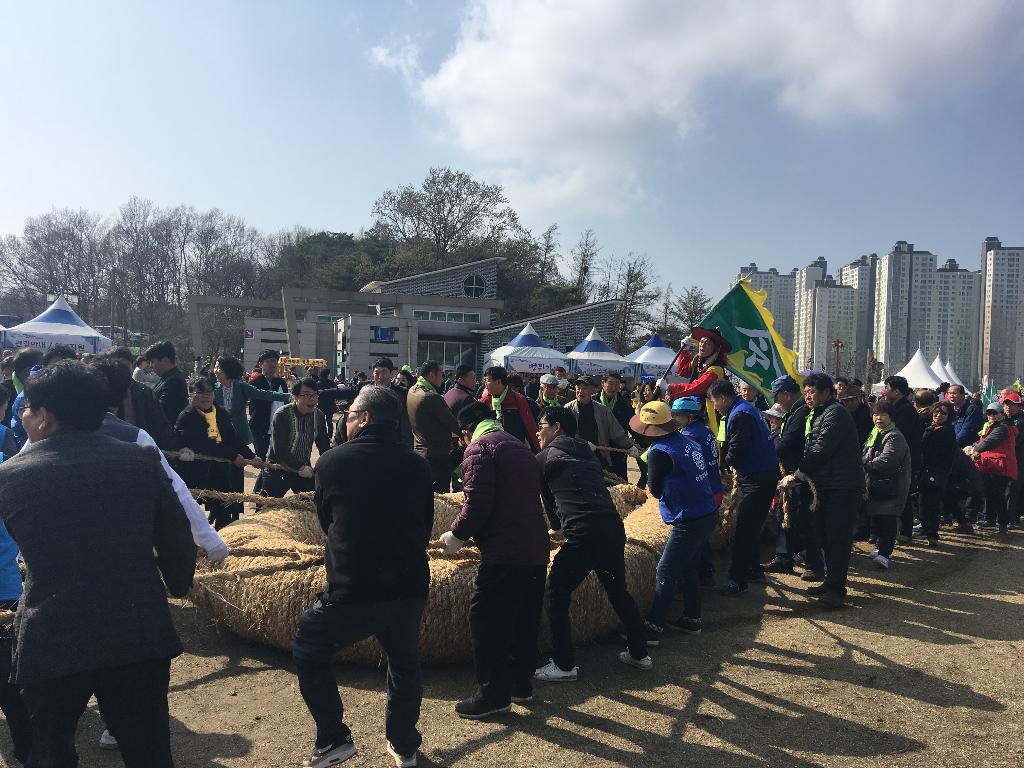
[770,375,799,396]
[671,396,702,413]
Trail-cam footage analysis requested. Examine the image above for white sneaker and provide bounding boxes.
[618,651,653,670]
[533,659,578,681]
[871,553,890,570]
[868,549,879,558]
[386,741,417,768]
[302,738,357,768]
[98,730,119,750]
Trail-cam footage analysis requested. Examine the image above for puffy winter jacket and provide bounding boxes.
[536,435,619,531]
[799,399,863,493]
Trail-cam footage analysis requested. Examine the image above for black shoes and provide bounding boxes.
[665,616,702,634]
[455,693,512,720]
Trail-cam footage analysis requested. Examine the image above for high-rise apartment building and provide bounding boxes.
[794,257,828,368]
[735,263,797,345]
[837,254,878,381]
[803,276,856,374]
[934,259,981,388]
[873,241,937,374]
[979,237,1024,387]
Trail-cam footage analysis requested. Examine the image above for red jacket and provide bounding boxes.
[480,386,541,453]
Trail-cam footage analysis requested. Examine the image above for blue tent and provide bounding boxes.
[0,296,111,354]
[484,323,569,374]
[567,327,631,375]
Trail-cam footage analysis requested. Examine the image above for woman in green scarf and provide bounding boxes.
[862,400,911,569]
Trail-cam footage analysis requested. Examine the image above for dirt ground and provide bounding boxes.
[3,462,1023,768]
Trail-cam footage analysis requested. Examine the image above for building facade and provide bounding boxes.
[800,277,856,374]
[873,241,938,375]
[934,259,981,388]
[979,237,1024,388]
[837,254,878,381]
[735,263,797,345]
[794,258,828,369]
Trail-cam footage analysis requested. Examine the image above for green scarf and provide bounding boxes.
[542,396,560,407]
[415,375,437,394]
[864,422,893,450]
[491,385,509,421]
[12,372,23,395]
[599,391,618,411]
[979,421,994,439]
[472,418,504,442]
[804,410,815,438]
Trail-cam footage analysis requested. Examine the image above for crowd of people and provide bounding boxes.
[0,325,1020,768]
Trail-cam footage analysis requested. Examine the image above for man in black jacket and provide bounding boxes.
[0,361,195,768]
[792,373,863,608]
[532,406,650,683]
[763,376,823,579]
[883,375,924,540]
[247,349,289,462]
[293,385,433,768]
[108,347,178,449]
[145,340,189,428]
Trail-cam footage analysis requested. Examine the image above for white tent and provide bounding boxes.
[930,354,951,384]
[567,327,632,376]
[483,323,568,374]
[895,348,943,389]
[943,359,967,389]
[626,332,677,378]
[0,296,111,354]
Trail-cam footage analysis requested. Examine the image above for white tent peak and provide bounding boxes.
[929,354,950,384]
[895,348,943,389]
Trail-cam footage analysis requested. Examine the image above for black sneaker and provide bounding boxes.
[746,568,768,583]
[719,580,747,596]
[624,620,663,647]
[302,736,357,768]
[762,557,794,574]
[815,589,844,609]
[805,583,829,596]
[455,693,512,720]
[665,616,702,634]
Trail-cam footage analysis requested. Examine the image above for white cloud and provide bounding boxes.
[369,40,422,87]
[400,0,1023,216]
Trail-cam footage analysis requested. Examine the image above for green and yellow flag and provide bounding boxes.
[699,279,804,398]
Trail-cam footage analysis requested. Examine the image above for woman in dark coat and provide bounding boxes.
[920,401,957,545]
[863,400,911,569]
[174,377,262,529]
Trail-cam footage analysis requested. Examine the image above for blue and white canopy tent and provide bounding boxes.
[483,322,569,374]
[0,296,112,354]
[567,327,632,376]
[625,332,677,379]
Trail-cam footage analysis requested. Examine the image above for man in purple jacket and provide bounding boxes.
[440,402,549,720]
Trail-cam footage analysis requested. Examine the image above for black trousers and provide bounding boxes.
[470,563,545,706]
[919,482,944,539]
[0,603,30,763]
[424,454,452,494]
[261,470,315,499]
[20,657,173,768]
[293,596,424,756]
[782,483,824,571]
[545,518,646,670]
[1006,479,1023,522]
[727,477,778,584]
[814,489,859,595]
[984,475,1011,527]
[609,453,628,483]
[872,515,899,558]
[900,470,920,536]
[252,435,271,493]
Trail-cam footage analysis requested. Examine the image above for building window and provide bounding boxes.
[413,311,430,320]
[464,312,480,323]
[463,273,487,298]
[416,339,476,371]
[430,311,446,321]
[370,326,399,345]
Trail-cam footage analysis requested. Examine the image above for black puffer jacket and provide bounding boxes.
[536,435,619,531]
[774,400,808,474]
[891,397,924,472]
[921,424,956,491]
[799,399,863,493]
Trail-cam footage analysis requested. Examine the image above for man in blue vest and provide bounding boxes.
[708,379,780,596]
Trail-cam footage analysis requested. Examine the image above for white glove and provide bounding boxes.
[206,543,229,568]
[655,378,668,392]
[440,530,465,555]
[587,441,598,451]
[627,446,641,459]
[178,447,195,462]
[298,465,313,479]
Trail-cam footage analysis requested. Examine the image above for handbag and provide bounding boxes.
[868,473,899,500]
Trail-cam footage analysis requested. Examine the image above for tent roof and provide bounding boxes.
[630,345,678,367]
[506,322,549,349]
[943,359,966,388]
[567,327,624,360]
[895,348,943,389]
[8,296,109,339]
[626,332,669,361]
[930,354,951,384]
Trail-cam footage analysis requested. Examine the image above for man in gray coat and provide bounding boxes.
[564,375,640,479]
[0,361,195,768]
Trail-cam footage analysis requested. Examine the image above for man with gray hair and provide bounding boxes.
[293,384,434,768]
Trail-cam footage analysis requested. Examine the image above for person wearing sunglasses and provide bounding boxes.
[261,377,331,499]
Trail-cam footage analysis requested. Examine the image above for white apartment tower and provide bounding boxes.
[934,259,981,388]
[873,241,937,374]
[735,263,797,345]
[805,276,856,374]
[837,254,878,381]
[979,237,1024,388]
[794,257,828,368]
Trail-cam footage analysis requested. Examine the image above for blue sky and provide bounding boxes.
[2,1,1022,296]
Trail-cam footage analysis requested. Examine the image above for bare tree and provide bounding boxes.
[609,253,661,352]
[672,284,713,332]
[567,229,600,303]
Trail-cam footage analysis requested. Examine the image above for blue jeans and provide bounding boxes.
[649,513,718,627]
[293,596,425,755]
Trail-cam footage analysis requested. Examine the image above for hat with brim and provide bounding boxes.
[691,326,732,355]
[574,375,599,389]
[629,400,678,436]
[539,374,558,386]
[763,403,787,420]
[985,403,1001,413]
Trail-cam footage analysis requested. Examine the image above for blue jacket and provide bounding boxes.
[723,398,778,477]
[953,400,984,449]
[683,421,722,496]
[9,391,27,451]
[0,431,22,601]
[647,432,716,524]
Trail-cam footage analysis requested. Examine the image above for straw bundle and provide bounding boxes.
[189,482,739,665]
